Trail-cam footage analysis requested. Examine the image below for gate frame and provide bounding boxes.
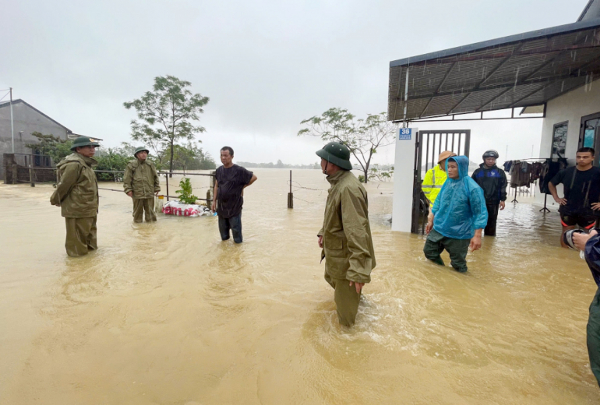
[411,130,471,234]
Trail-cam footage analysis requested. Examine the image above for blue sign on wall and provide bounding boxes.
[398,128,412,140]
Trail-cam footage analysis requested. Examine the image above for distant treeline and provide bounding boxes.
[237,160,320,169]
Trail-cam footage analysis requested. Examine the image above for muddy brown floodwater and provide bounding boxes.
[1,168,599,404]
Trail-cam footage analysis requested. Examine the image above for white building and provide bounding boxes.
[387,0,600,232]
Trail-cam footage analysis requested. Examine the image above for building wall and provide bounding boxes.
[535,79,600,205]
[0,102,69,180]
[540,80,600,163]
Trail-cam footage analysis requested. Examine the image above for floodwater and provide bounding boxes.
[0,168,599,404]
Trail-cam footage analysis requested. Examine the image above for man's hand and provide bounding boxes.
[469,233,482,251]
[127,191,133,198]
[425,221,433,234]
[318,235,323,248]
[211,201,216,212]
[592,202,600,211]
[349,281,364,294]
[554,196,567,205]
[155,191,159,196]
[425,213,434,234]
[500,201,505,210]
[574,229,598,251]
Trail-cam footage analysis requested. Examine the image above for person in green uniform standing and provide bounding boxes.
[316,142,376,327]
[50,136,100,257]
[123,147,161,223]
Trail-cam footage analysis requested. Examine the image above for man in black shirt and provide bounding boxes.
[211,146,257,243]
[549,147,600,248]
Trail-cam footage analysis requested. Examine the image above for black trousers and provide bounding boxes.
[485,204,499,236]
[218,213,243,243]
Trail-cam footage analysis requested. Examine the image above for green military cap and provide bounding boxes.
[316,142,353,171]
[134,146,150,157]
[70,136,100,151]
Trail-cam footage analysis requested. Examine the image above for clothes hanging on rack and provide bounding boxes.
[539,158,568,194]
[509,161,533,188]
[503,158,566,191]
[530,162,544,182]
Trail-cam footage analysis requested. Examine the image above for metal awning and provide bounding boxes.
[388,19,600,121]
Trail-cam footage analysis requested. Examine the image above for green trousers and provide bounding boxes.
[423,229,470,272]
[588,287,600,387]
[325,271,361,327]
[65,217,97,257]
[133,198,156,223]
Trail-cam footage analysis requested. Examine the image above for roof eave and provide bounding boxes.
[390,18,600,67]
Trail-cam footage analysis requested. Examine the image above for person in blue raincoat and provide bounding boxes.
[424,155,488,273]
[574,230,600,387]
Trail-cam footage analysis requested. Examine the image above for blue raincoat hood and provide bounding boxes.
[431,156,488,239]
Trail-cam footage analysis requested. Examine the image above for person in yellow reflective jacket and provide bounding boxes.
[422,151,456,210]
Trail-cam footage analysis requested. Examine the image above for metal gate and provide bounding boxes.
[411,130,471,234]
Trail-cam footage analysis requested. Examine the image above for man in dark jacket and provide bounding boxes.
[123,146,161,223]
[471,150,507,236]
[316,142,376,327]
[573,229,600,387]
[50,136,100,257]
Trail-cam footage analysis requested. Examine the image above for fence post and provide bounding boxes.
[209,171,216,210]
[165,173,169,201]
[29,153,35,187]
[287,170,293,209]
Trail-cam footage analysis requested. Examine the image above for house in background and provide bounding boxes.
[0,99,84,180]
[388,0,600,231]
[388,0,600,167]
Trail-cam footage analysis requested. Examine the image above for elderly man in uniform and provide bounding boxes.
[316,142,376,327]
[50,136,100,257]
[123,146,161,223]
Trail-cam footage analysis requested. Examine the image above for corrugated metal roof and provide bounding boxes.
[388,19,600,121]
[579,0,600,21]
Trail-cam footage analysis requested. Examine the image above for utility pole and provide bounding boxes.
[10,87,14,153]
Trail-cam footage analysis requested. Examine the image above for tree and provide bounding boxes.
[94,146,133,181]
[163,142,216,171]
[25,132,73,164]
[124,76,209,177]
[368,165,394,182]
[298,108,398,183]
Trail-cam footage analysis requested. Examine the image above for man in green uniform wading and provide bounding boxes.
[316,142,376,327]
[123,147,161,223]
[50,136,100,257]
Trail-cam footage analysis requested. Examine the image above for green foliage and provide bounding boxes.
[368,165,394,182]
[358,174,365,183]
[25,132,73,164]
[163,142,216,171]
[124,76,210,176]
[176,178,199,204]
[94,146,133,181]
[298,108,398,183]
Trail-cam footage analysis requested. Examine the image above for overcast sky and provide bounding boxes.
[0,0,590,165]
